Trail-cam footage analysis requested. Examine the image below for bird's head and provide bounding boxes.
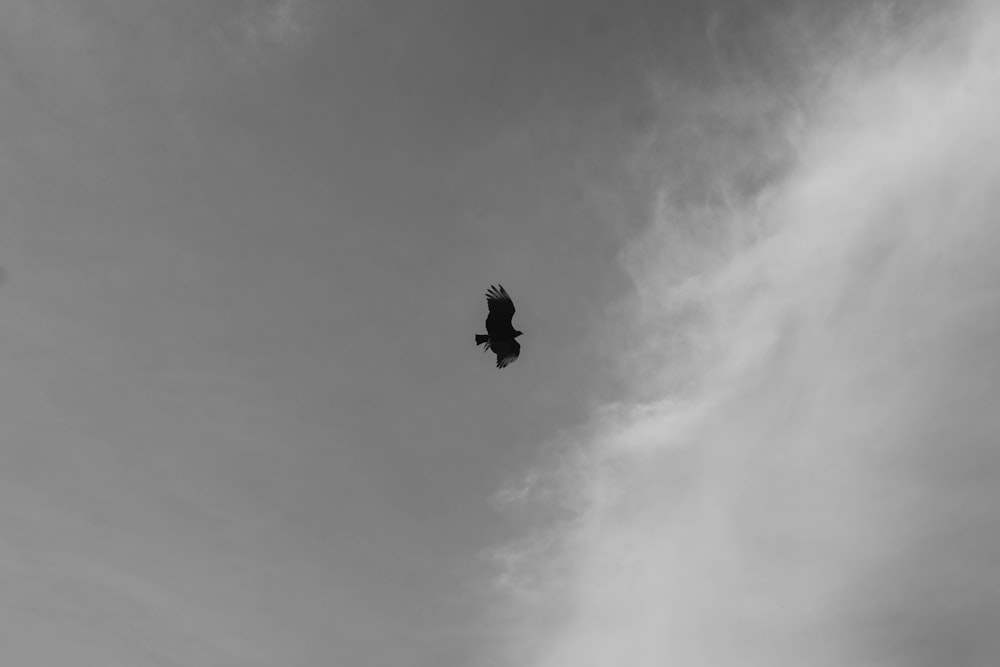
[514,330,524,338]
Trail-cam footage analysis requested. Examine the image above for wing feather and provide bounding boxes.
[492,338,521,369]
[486,284,515,316]
[485,284,516,335]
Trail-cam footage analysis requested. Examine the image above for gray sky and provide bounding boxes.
[0,1,677,664]
[1,1,998,666]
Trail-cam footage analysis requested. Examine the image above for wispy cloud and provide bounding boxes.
[221,0,319,61]
[236,0,307,48]
[497,2,1000,665]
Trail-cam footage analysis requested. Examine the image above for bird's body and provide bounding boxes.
[476,284,523,368]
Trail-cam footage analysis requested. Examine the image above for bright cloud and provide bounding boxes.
[230,0,311,52]
[497,2,1000,666]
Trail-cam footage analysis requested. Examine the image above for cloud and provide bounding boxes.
[495,2,1000,665]
[231,0,310,51]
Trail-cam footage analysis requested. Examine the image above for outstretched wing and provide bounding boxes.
[485,284,515,334]
[492,338,521,369]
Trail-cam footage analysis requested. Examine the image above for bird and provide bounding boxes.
[476,284,523,369]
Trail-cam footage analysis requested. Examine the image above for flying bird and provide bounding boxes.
[476,284,523,369]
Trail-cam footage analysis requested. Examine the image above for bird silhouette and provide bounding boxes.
[476,284,523,369]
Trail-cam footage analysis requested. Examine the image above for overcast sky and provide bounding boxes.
[0,1,997,666]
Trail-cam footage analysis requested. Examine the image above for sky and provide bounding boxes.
[0,1,997,665]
